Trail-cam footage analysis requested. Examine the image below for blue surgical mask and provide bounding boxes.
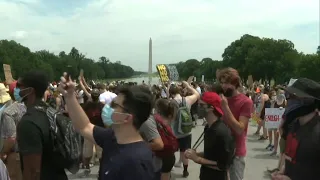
[14,88,23,102]
[101,104,115,126]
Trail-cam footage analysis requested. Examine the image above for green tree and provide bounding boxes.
[0,40,139,81]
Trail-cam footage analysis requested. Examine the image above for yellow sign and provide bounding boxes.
[156,64,169,82]
[251,113,261,125]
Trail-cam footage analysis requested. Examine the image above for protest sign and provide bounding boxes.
[156,64,179,82]
[264,108,285,129]
[166,65,179,81]
[156,64,169,82]
[3,64,14,84]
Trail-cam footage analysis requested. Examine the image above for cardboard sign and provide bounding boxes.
[3,64,14,84]
[166,65,179,81]
[156,64,180,82]
[264,108,285,129]
[247,75,253,87]
[80,69,84,77]
[156,64,169,82]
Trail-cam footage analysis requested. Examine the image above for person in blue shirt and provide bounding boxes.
[58,76,155,180]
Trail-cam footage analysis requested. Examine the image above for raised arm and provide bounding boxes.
[58,77,96,143]
[78,76,91,99]
[183,81,200,105]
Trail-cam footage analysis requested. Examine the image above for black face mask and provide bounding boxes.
[197,106,208,119]
[285,103,316,123]
[223,88,234,97]
[284,98,317,125]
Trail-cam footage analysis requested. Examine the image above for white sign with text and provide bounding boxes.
[264,108,285,129]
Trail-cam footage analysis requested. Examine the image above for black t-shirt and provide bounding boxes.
[17,102,68,180]
[200,119,235,180]
[93,126,154,180]
[284,115,320,180]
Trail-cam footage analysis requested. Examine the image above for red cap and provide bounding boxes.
[9,81,17,95]
[201,92,223,116]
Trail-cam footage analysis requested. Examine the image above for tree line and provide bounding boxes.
[1,35,319,84]
[175,34,320,84]
[0,40,144,81]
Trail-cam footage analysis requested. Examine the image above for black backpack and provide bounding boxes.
[35,105,82,174]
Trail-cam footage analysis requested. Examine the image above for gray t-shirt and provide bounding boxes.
[139,115,162,172]
[0,159,10,180]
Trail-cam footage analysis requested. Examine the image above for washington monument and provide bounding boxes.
[148,38,152,85]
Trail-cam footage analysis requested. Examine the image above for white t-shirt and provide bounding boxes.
[99,91,117,105]
[77,90,84,104]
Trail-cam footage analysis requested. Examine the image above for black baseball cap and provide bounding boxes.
[285,78,320,100]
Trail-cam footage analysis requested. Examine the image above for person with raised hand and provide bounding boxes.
[58,76,155,180]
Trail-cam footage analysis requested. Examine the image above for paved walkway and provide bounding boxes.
[68,120,278,180]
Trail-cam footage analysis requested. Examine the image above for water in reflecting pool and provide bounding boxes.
[106,76,161,85]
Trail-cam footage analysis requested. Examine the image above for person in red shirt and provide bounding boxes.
[217,68,253,180]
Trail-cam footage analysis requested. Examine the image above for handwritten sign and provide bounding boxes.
[166,65,179,81]
[264,108,285,129]
[156,64,169,82]
[3,64,14,84]
[156,64,180,82]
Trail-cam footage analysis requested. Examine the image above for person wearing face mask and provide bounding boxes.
[16,71,69,180]
[0,80,26,180]
[58,76,155,180]
[217,68,253,180]
[272,78,320,180]
[185,92,234,180]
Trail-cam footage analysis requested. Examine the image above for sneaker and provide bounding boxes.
[258,136,268,140]
[265,144,272,150]
[174,162,182,168]
[182,170,189,178]
[270,151,277,156]
[79,169,91,178]
[267,168,279,173]
[269,145,274,151]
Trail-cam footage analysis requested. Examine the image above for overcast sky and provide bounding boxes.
[1,0,319,71]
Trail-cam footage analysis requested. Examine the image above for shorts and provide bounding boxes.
[177,135,192,152]
[279,138,286,154]
[83,138,102,159]
[229,156,245,180]
[161,155,175,173]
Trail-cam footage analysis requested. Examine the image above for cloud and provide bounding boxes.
[0,0,319,71]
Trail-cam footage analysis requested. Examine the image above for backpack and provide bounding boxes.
[35,106,82,174]
[174,97,193,134]
[153,114,178,158]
